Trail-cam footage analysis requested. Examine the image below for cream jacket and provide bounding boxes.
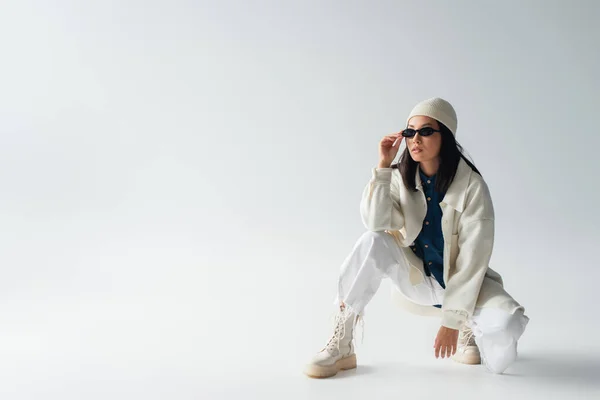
[360,158,524,329]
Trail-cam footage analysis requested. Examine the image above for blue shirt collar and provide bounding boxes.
[415,159,472,212]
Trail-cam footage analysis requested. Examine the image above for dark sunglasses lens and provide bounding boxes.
[420,128,435,136]
[402,129,415,137]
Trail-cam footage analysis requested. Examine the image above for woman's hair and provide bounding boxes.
[391,121,481,193]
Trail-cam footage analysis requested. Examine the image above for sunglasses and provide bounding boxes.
[401,127,441,138]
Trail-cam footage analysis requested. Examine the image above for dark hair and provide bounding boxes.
[391,121,481,193]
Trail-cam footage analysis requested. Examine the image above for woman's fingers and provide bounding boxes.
[381,136,399,145]
[382,133,402,142]
[434,333,459,360]
[434,344,455,359]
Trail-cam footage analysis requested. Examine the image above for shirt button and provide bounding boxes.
[427,197,431,201]
[427,180,431,184]
[425,244,429,248]
[429,262,432,265]
[425,221,430,225]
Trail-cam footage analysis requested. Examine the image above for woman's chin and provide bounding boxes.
[410,153,424,162]
[411,153,433,163]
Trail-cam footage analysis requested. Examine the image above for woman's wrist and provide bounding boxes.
[378,161,392,169]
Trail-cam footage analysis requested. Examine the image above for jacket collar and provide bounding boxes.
[416,158,471,212]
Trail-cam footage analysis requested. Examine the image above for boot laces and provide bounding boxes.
[325,307,350,353]
[458,327,476,350]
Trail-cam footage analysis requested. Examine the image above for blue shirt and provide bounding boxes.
[411,170,446,291]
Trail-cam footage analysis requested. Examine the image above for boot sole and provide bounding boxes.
[304,354,357,378]
[452,353,481,365]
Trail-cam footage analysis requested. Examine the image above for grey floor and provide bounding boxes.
[2,282,596,400]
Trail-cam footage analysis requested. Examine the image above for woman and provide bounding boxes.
[304,98,529,378]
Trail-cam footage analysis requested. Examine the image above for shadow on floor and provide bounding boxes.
[327,352,600,389]
[327,364,379,379]
[505,353,600,389]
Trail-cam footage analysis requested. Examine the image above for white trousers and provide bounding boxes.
[335,231,529,374]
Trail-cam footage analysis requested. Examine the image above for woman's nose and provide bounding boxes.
[413,133,421,142]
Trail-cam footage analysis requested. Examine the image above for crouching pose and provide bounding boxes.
[304,98,529,378]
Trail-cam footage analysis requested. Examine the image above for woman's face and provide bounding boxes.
[406,116,442,163]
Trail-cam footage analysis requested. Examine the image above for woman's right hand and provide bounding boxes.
[378,132,403,168]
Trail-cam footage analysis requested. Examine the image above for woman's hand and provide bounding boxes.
[434,326,459,359]
[378,133,403,168]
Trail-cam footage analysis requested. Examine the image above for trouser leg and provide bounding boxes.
[469,307,530,374]
[336,231,440,315]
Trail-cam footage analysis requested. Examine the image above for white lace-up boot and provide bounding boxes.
[304,307,358,378]
[452,326,481,365]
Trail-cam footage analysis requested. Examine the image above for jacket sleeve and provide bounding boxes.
[440,180,495,330]
[359,167,405,232]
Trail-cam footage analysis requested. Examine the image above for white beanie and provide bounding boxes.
[406,97,458,136]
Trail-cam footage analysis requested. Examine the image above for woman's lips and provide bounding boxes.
[412,148,423,153]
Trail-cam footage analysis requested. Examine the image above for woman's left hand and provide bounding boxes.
[434,326,459,359]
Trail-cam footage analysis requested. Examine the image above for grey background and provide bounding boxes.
[1,0,599,399]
